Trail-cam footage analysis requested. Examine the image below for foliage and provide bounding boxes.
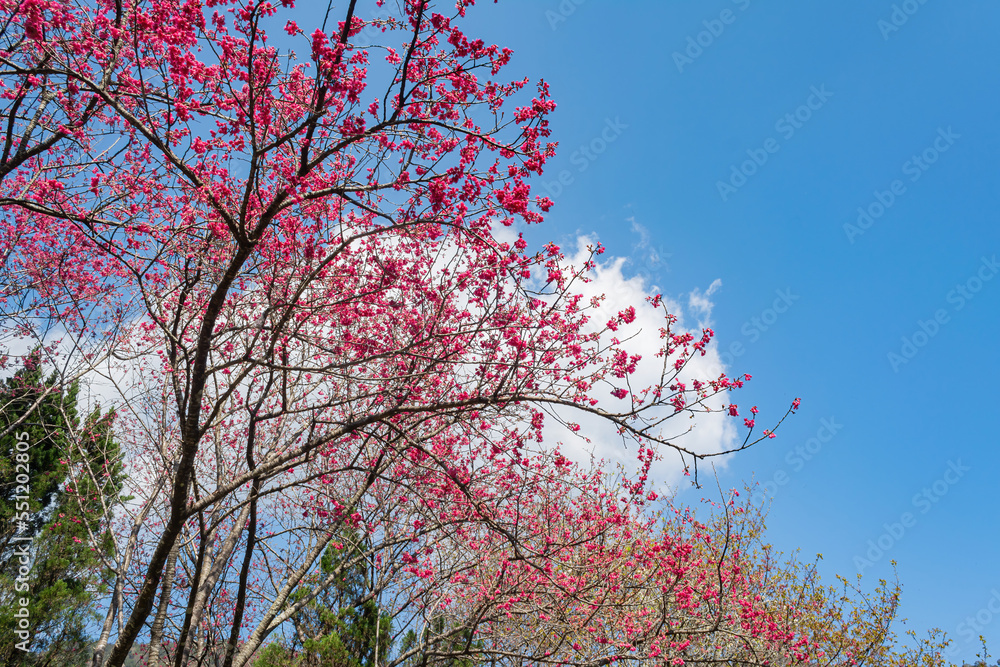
[0,352,79,555]
[288,531,392,667]
[0,354,123,666]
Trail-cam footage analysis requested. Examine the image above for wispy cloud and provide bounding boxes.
[689,278,723,326]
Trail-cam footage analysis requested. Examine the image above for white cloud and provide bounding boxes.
[539,235,737,493]
[688,278,723,326]
[629,217,672,276]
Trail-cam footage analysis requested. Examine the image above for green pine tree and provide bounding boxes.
[0,352,79,557]
[397,615,484,667]
[254,531,392,667]
[0,353,124,666]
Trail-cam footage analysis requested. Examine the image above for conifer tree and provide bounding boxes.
[0,354,123,666]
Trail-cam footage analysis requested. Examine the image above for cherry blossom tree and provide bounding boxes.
[0,0,837,665]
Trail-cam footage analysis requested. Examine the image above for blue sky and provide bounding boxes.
[454,0,1000,657]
